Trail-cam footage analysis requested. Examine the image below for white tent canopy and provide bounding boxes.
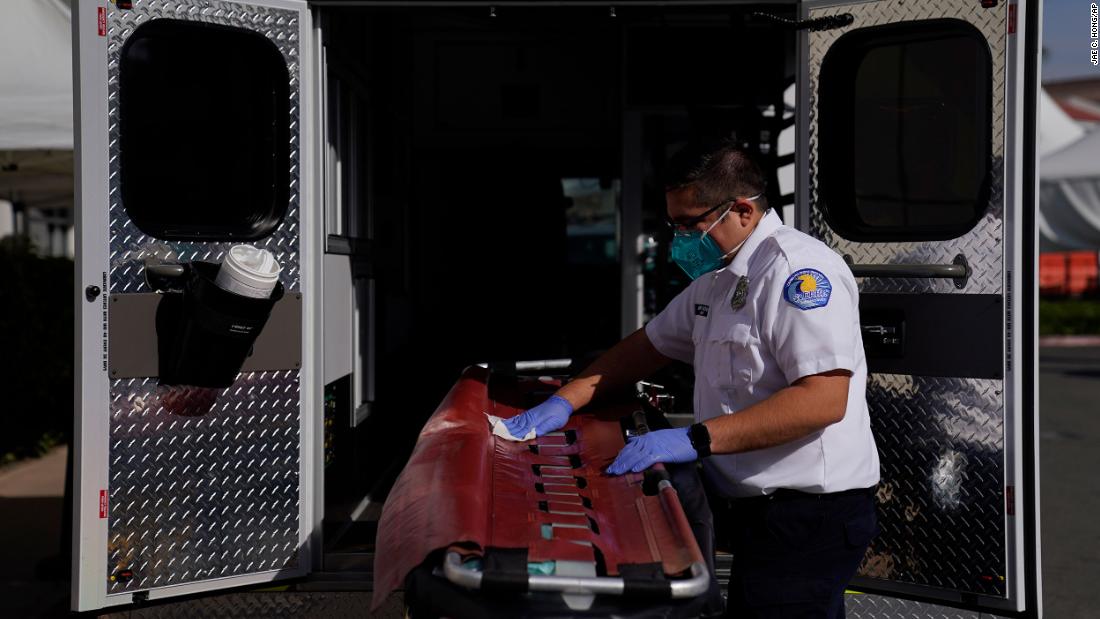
[0,0,74,255]
[1038,86,1085,157]
[1038,82,1100,252]
[0,0,72,151]
[1039,128,1100,251]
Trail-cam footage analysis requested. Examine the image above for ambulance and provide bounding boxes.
[72,0,1043,616]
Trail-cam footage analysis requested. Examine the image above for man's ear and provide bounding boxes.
[733,199,756,223]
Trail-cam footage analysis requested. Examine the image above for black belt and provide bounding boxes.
[731,485,876,506]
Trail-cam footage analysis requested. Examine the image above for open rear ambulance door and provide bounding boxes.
[72,0,319,611]
[796,0,1041,616]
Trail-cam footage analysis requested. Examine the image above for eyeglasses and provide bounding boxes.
[660,195,739,233]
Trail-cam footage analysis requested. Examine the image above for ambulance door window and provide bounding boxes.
[818,20,992,242]
[118,19,290,241]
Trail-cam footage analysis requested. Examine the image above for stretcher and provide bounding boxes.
[372,366,719,618]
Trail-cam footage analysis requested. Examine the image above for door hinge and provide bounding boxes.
[751,12,854,32]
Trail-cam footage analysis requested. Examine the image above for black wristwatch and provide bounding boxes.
[688,422,712,458]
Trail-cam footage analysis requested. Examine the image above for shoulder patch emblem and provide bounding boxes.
[783,269,832,310]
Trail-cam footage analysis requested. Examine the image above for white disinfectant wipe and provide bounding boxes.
[485,413,536,442]
[215,245,282,299]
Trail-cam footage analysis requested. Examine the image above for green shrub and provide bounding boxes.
[1040,298,1100,336]
[0,237,73,460]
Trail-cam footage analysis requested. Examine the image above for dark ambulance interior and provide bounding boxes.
[315,4,798,550]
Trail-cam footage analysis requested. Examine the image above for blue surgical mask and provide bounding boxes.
[670,206,734,280]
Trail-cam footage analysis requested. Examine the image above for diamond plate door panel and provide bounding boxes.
[107,374,301,593]
[858,375,1006,597]
[103,0,305,596]
[806,0,1008,296]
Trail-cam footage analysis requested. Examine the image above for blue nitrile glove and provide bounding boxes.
[502,395,574,439]
[606,427,698,475]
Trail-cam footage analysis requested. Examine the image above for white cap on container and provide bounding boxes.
[214,245,282,299]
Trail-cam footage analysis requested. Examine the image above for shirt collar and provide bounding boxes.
[721,208,783,277]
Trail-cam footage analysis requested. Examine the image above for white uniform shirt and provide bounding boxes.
[645,209,880,498]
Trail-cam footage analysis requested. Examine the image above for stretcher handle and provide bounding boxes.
[443,551,711,599]
[656,479,710,571]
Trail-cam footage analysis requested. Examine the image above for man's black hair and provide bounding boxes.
[663,139,769,211]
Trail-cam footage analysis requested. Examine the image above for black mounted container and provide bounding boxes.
[156,261,284,388]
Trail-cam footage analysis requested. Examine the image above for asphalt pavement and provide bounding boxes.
[1037,345,1100,618]
[0,446,68,617]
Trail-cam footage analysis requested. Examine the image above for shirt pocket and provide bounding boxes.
[702,317,756,392]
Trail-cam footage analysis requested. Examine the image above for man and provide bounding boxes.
[504,140,880,617]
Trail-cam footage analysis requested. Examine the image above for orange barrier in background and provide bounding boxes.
[1068,252,1099,296]
[1040,253,1068,296]
[1041,251,1100,297]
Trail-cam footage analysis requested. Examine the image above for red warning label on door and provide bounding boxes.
[97,7,106,36]
[99,490,108,519]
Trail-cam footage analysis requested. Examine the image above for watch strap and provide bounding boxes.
[688,422,712,458]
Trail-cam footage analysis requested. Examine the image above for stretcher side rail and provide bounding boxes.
[443,552,710,599]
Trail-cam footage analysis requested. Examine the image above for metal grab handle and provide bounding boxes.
[143,260,190,292]
[844,254,970,289]
[847,263,966,278]
[145,263,187,279]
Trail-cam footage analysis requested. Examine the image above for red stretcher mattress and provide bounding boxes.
[371,366,706,610]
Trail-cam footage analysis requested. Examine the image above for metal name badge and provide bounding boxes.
[731,276,749,310]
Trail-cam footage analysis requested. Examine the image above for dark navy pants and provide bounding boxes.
[722,488,878,618]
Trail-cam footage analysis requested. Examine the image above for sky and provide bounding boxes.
[1043,0,1100,83]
